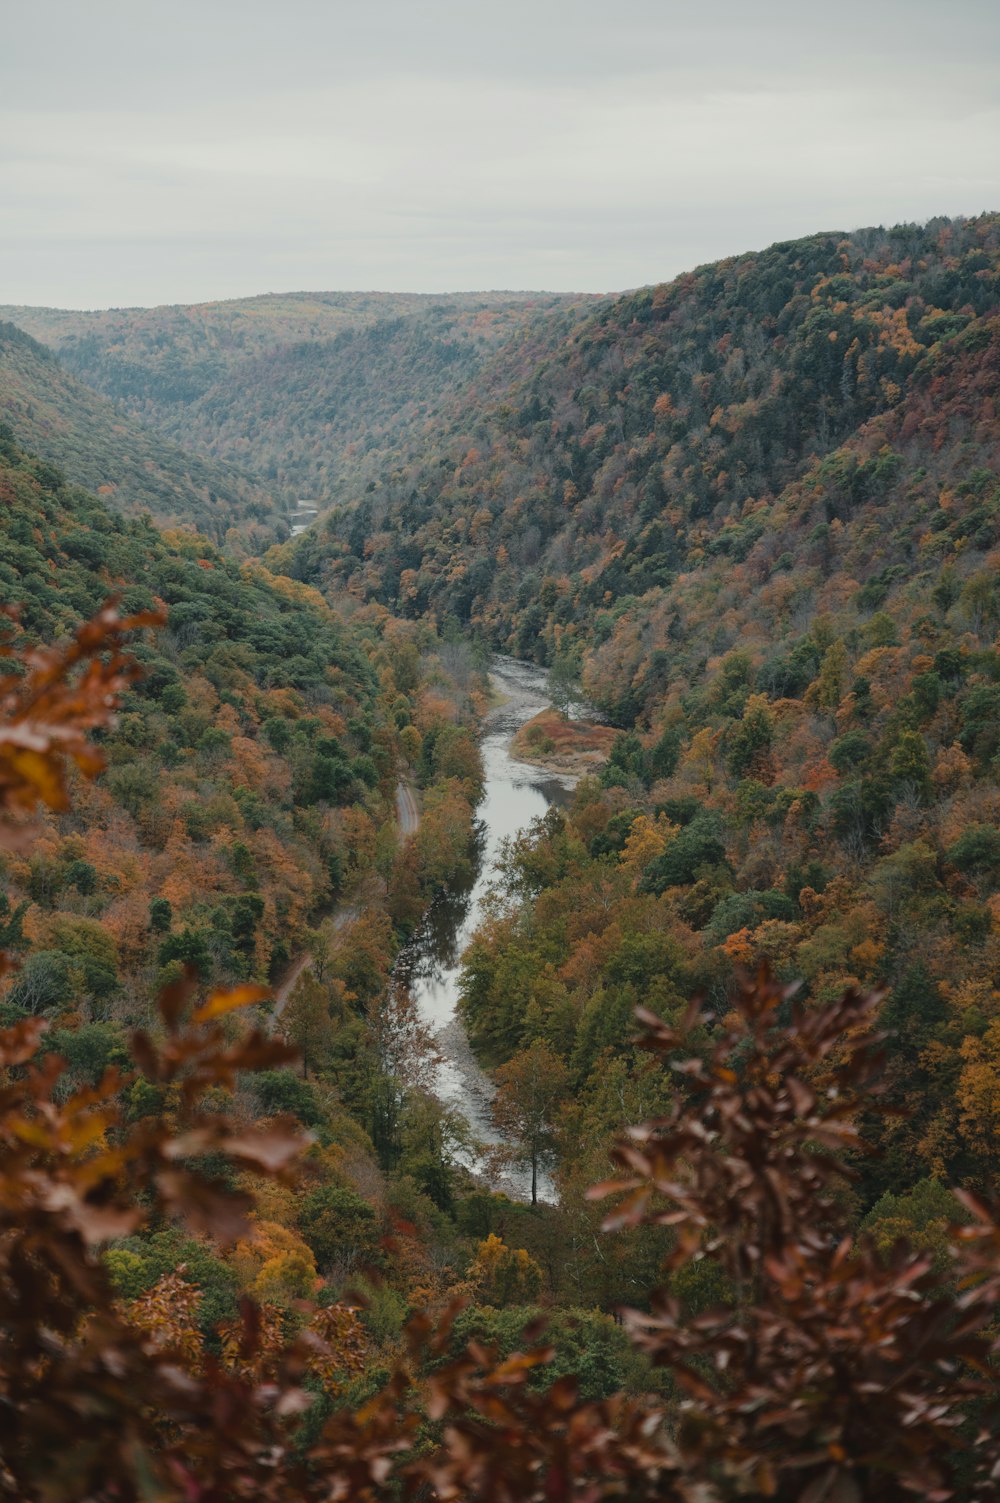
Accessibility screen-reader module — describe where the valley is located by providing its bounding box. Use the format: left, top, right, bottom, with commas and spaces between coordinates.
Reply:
3, 210, 1000, 1500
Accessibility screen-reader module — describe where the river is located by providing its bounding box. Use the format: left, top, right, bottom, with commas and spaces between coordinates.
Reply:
393, 656, 575, 1202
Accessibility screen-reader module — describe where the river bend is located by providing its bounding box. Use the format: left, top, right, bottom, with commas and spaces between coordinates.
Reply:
393, 656, 574, 1202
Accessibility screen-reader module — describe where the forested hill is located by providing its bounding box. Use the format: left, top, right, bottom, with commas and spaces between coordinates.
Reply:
0, 422, 394, 1009
283, 212, 1000, 716
1, 290, 590, 508
274, 216, 1000, 1211
6, 217, 1000, 1498
0, 321, 283, 548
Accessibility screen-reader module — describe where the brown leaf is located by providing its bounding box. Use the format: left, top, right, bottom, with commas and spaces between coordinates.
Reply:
157, 970, 198, 1033
219, 1121, 306, 1173
191, 983, 272, 1025
156, 1168, 254, 1244
0, 1015, 47, 1066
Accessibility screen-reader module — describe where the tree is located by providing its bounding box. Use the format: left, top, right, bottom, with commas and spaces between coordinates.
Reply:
812, 638, 848, 710
467, 1233, 544, 1305
492, 1040, 569, 1205
149, 897, 172, 934
297, 1185, 382, 1274
889, 730, 931, 800
157, 926, 212, 979
639, 814, 727, 892
366, 982, 437, 1167
281, 971, 335, 1079
7, 949, 73, 1014
726, 693, 774, 779
948, 823, 1000, 887
548, 652, 580, 720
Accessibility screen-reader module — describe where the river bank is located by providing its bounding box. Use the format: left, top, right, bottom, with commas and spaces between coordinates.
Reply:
394, 656, 576, 1203
271, 776, 418, 1025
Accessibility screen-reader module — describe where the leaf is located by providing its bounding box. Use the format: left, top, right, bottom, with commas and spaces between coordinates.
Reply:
0, 1016, 47, 1066
38, 1183, 142, 1244
219, 1120, 306, 1173
157, 971, 197, 1032
0, 744, 69, 810
155, 1168, 254, 1244
786, 1074, 816, 1116
191, 984, 272, 1025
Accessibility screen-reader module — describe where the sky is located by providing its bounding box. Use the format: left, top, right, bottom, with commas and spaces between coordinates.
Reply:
3, 0, 1000, 308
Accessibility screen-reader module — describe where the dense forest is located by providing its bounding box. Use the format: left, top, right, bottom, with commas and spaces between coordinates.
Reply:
271, 213, 1000, 1204
1, 291, 588, 509
0, 322, 285, 546
3, 214, 1000, 1499
0, 428, 507, 1370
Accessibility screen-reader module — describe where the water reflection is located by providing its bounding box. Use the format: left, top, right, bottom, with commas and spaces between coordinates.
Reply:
395, 823, 485, 984
394, 656, 575, 1201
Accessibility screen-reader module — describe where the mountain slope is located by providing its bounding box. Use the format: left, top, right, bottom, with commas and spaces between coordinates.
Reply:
0, 424, 395, 1014
276, 214, 1000, 1205
281, 213, 1000, 707
1, 291, 590, 509
0, 321, 284, 546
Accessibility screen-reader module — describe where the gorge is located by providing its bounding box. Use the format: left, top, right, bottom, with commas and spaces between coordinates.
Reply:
3, 211, 1000, 1500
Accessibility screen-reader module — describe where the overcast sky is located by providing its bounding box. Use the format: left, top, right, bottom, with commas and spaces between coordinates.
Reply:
3, 0, 999, 308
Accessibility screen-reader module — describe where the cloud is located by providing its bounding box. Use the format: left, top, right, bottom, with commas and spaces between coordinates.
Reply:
2, 0, 998, 304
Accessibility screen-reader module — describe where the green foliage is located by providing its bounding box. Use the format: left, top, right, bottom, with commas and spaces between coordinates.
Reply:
725, 696, 774, 779
158, 928, 212, 978
297, 1185, 383, 1272
447, 1306, 655, 1400
704, 889, 795, 944
547, 652, 580, 719
7, 950, 73, 1014
639, 816, 727, 892
45, 1022, 129, 1087
253, 1069, 327, 1129
105, 1230, 240, 1332
860, 1179, 970, 1273
947, 825, 1000, 885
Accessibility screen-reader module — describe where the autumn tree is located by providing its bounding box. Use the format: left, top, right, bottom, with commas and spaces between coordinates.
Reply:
281, 970, 335, 1079
492, 1039, 570, 1205
467, 1232, 544, 1305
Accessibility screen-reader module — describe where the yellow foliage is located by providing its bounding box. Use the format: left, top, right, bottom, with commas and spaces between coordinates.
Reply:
619, 814, 676, 879
252, 1248, 319, 1305
468, 1234, 544, 1306
230, 1218, 316, 1289
957, 1021, 1000, 1162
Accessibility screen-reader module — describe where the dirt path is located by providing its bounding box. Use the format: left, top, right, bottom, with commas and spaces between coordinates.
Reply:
395, 780, 419, 837
270, 778, 417, 1024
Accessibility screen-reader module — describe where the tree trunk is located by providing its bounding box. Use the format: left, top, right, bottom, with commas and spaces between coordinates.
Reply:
531, 1151, 537, 1206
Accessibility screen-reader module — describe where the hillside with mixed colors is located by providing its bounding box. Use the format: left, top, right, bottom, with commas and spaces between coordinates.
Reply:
1, 290, 590, 509
0, 321, 284, 544
5, 213, 1000, 1503
269, 214, 1000, 1207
